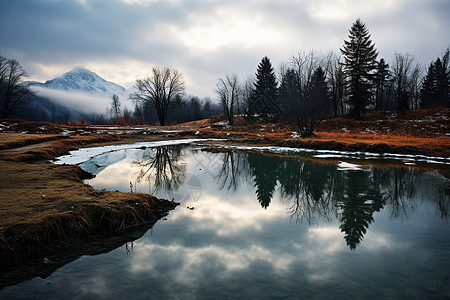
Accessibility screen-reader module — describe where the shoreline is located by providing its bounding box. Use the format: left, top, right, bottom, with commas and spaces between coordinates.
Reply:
0, 133, 180, 270
0, 118, 449, 270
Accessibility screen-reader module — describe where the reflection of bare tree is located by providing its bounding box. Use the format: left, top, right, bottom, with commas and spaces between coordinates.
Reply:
375, 168, 449, 220
279, 159, 336, 225
216, 152, 250, 194
374, 168, 418, 220
420, 171, 449, 219
134, 146, 185, 194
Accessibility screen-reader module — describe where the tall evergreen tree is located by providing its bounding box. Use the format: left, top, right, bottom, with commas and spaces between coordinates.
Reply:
421, 63, 436, 108
421, 49, 449, 108
374, 58, 390, 111
247, 56, 280, 122
279, 68, 301, 119
340, 19, 378, 119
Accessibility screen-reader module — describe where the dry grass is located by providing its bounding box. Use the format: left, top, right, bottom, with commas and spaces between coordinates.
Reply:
0, 133, 64, 150
0, 132, 178, 267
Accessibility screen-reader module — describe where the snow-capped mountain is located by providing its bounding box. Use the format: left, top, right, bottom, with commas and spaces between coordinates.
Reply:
29, 66, 127, 98
26, 67, 133, 122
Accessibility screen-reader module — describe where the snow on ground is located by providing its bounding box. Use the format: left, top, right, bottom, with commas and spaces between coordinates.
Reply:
337, 161, 364, 171
201, 144, 450, 166
53, 139, 222, 165
52, 137, 450, 167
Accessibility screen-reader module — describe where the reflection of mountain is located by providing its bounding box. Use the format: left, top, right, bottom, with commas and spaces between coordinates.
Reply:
212, 151, 449, 250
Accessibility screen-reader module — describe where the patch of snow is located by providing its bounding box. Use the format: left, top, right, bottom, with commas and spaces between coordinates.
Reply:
314, 154, 345, 159
200, 144, 450, 166
53, 139, 223, 165
291, 132, 301, 138
337, 161, 363, 171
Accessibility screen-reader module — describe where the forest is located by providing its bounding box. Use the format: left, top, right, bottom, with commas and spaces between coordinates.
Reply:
1, 19, 449, 134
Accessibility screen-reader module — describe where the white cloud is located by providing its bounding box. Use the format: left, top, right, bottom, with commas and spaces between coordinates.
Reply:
307, 0, 404, 21
172, 8, 289, 53
2, 0, 449, 99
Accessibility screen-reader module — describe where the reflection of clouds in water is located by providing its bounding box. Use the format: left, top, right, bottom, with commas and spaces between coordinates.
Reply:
129, 243, 297, 285
79, 275, 111, 298
87, 159, 141, 191
307, 227, 343, 255
169, 191, 286, 236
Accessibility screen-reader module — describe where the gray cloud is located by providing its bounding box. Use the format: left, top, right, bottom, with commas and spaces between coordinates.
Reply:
1, 0, 449, 98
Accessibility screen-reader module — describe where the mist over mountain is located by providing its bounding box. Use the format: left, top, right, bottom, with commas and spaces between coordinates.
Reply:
25, 67, 131, 123
29, 66, 127, 99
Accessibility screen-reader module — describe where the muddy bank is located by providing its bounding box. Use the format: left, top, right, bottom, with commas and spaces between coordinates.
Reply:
0, 133, 179, 269
0, 159, 178, 268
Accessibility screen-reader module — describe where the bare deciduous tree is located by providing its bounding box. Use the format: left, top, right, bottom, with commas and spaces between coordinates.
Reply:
327, 53, 346, 115
110, 94, 121, 122
0, 56, 34, 118
391, 52, 421, 116
130, 67, 184, 126
215, 73, 240, 125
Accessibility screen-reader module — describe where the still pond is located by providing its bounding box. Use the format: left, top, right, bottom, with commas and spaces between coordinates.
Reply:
1, 143, 449, 299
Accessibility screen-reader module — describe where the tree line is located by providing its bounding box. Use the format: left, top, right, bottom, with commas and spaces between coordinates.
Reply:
1, 18, 449, 129
215, 18, 449, 135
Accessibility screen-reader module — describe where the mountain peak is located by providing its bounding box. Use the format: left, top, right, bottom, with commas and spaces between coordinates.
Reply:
31, 67, 126, 98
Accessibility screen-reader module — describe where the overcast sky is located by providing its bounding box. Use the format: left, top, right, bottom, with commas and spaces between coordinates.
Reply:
1, 0, 449, 98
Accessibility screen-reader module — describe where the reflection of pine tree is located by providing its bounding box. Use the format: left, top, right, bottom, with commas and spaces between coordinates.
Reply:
248, 153, 280, 209
338, 171, 384, 250
372, 168, 417, 219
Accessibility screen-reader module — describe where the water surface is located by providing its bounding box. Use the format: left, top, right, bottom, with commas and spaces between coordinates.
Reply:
1, 145, 449, 299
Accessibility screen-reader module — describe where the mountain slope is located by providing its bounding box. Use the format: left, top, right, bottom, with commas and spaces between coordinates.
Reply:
29, 66, 127, 98
24, 67, 131, 123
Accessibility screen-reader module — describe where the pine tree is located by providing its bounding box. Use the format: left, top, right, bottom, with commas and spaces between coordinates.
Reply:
374, 58, 390, 111
247, 56, 280, 122
421, 63, 436, 108
279, 68, 301, 119
421, 49, 450, 108
341, 19, 378, 119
